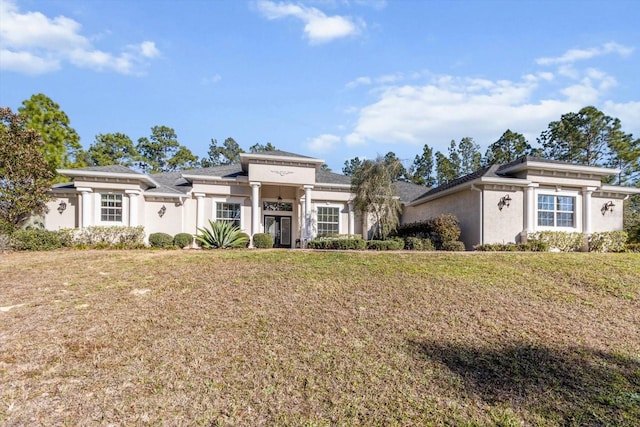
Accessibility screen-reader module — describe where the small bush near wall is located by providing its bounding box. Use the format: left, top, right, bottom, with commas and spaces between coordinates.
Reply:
75, 226, 146, 248
404, 237, 435, 251
396, 214, 461, 250
173, 233, 193, 249
238, 233, 251, 248
10, 229, 64, 251
0, 234, 10, 251
149, 232, 174, 248
528, 231, 585, 252
308, 238, 366, 250
626, 243, 640, 252
474, 242, 549, 252
441, 241, 467, 251
588, 231, 628, 253
252, 233, 274, 249
366, 238, 405, 251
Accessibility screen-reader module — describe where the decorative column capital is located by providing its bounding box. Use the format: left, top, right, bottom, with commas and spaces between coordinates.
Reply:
76, 187, 93, 193
193, 192, 206, 199
250, 182, 261, 188
125, 189, 141, 196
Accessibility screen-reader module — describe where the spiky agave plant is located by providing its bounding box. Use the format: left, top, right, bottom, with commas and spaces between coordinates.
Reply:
195, 220, 249, 249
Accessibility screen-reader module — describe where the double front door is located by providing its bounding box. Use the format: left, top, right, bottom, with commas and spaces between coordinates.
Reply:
264, 216, 292, 248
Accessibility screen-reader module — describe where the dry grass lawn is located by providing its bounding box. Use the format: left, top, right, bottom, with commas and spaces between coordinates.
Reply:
1, 250, 639, 426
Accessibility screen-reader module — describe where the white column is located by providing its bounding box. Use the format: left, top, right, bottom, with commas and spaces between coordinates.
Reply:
348, 200, 355, 236
194, 193, 205, 233
582, 187, 595, 235
250, 182, 261, 238
525, 184, 537, 234
304, 185, 313, 240
126, 190, 140, 227
78, 188, 93, 229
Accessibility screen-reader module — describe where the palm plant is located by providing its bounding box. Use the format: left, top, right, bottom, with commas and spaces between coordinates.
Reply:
195, 220, 249, 249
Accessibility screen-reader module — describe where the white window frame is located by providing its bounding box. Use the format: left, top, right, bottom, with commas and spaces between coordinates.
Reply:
315, 204, 342, 236
212, 198, 245, 230
535, 190, 579, 231
95, 192, 126, 225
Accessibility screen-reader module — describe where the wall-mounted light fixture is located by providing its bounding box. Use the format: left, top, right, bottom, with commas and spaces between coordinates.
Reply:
601, 201, 615, 215
498, 194, 512, 211
158, 205, 166, 218
57, 201, 67, 214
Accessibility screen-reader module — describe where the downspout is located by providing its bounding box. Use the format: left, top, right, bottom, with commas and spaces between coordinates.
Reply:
470, 185, 483, 246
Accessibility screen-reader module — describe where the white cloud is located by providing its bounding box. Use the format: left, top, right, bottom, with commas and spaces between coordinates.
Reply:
337, 41, 638, 153
536, 41, 634, 65
256, 0, 364, 44
0, 0, 160, 75
308, 133, 341, 153
202, 74, 222, 85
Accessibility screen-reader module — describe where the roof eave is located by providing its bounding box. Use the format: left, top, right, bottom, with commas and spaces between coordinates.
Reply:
57, 169, 158, 188
499, 161, 618, 177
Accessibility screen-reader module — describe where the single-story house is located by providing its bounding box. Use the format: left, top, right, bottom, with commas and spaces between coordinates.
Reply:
44, 151, 639, 249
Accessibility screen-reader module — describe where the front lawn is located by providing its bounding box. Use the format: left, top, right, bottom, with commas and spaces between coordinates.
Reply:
1, 250, 638, 425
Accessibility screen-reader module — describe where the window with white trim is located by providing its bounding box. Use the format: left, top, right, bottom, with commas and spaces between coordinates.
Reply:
101, 194, 123, 222
537, 195, 575, 227
317, 206, 340, 235
216, 202, 241, 227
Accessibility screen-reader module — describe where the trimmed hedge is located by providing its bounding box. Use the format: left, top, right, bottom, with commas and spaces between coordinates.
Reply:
10, 229, 65, 251
308, 238, 366, 250
626, 243, 640, 252
173, 233, 193, 248
252, 233, 274, 249
366, 238, 405, 251
588, 231, 628, 253
441, 241, 466, 251
149, 232, 174, 248
474, 242, 549, 252
528, 231, 585, 252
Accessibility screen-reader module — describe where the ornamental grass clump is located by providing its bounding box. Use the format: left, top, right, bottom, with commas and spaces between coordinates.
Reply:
196, 220, 249, 249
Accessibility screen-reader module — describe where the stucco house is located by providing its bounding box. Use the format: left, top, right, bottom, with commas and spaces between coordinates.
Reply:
404, 156, 640, 248
44, 151, 639, 249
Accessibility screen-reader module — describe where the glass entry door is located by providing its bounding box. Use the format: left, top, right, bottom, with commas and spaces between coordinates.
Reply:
264, 216, 292, 248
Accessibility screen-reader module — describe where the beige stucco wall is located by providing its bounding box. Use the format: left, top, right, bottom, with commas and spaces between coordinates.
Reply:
45, 194, 78, 230
403, 189, 481, 249
483, 189, 524, 244
143, 200, 185, 236
590, 195, 625, 232
249, 164, 316, 185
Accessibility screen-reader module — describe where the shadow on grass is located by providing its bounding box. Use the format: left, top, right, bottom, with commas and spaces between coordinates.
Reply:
409, 340, 640, 426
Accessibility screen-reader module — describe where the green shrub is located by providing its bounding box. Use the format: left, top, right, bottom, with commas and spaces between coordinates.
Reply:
173, 233, 193, 248
238, 233, 251, 248
404, 236, 423, 250
528, 231, 585, 252
625, 243, 640, 252
308, 238, 367, 250
588, 231, 628, 253
396, 214, 461, 250
474, 242, 548, 252
366, 239, 405, 251
441, 241, 466, 251
10, 229, 63, 251
74, 226, 145, 248
149, 232, 174, 248
252, 233, 274, 249
196, 220, 249, 249
0, 234, 9, 251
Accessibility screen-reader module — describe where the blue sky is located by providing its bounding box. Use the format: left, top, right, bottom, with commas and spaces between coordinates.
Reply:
1, 0, 639, 172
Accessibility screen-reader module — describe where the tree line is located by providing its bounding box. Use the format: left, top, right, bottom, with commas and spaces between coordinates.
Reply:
343, 106, 640, 188
6, 93, 283, 175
